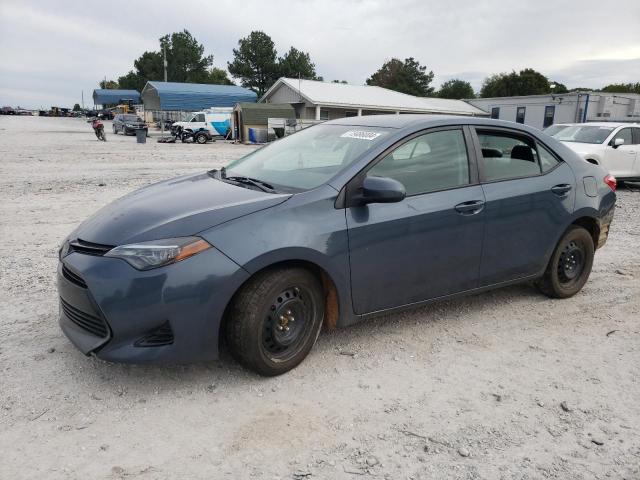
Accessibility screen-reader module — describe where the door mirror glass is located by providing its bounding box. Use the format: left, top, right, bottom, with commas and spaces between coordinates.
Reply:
351, 176, 406, 206
613, 137, 625, 148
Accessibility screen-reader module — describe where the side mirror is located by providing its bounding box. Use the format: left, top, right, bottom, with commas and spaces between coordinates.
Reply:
612, 138, 625, 148
349, 176, 406, 206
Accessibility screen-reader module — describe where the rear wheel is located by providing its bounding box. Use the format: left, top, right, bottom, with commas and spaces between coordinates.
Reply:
536, 226, 594, 298
226, 267, 324, 376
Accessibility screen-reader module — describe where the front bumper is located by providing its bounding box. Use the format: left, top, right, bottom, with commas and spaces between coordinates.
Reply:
57, 246, 249, 363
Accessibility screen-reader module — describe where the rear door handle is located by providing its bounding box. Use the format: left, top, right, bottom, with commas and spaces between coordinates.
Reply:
551, 184, 572, 196
454, 200, 485, 215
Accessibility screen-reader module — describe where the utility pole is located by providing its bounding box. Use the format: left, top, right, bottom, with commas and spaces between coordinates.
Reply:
81, 90, 84, 110
163, 44, 168, 82
161, 43, 168, 136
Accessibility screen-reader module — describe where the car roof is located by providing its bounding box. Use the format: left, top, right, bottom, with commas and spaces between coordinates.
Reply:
324, 114, 556, 139
325, 114, 537, 130
554, 122, 640, 128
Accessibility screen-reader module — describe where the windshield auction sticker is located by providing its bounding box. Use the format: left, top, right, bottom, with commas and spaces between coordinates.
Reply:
341, 130, 382, 141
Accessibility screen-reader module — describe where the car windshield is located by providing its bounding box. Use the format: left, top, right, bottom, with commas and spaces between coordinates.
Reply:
551, 125, 614, 144
224, 124, 392, 191
123, 115, 141, 122
543, 125, 569, 137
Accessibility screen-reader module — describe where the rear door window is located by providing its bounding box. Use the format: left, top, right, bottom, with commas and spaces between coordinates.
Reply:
537, 143, 560, 172
477, 131, 541, 181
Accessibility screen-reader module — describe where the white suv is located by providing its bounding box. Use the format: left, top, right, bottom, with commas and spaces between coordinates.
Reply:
545, 122, 640, 181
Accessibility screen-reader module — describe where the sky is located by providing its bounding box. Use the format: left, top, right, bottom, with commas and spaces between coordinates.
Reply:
1, 0, 639, 109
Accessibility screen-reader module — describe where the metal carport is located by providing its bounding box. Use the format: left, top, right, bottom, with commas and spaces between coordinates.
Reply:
141, 82, 257, 111
92, 89, 141, 107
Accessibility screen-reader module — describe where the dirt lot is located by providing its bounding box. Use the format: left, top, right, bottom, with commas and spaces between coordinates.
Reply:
1, 115, 639, 479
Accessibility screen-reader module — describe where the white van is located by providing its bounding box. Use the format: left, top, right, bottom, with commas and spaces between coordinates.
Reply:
172, 108, 233, 137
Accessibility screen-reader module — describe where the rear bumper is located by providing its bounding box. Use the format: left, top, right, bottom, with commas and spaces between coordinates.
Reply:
597, 200, 615, 249
57, 247, 249, 364
124, 127, 147, 135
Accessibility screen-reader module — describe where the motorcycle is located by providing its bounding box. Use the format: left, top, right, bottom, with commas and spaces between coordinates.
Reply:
88, 118, 106, 141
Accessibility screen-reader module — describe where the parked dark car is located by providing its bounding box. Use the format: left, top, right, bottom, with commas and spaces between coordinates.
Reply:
113, 114, 147, 136
57, 115, 616, 375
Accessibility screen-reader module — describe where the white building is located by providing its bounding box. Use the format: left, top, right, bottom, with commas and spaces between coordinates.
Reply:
467, 92, 640, 130
260, 77, 487, 120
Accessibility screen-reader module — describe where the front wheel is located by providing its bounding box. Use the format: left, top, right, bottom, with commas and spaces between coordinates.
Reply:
535, 226, 594, 298
225, 267, 325, 376
195, 132, 208, 144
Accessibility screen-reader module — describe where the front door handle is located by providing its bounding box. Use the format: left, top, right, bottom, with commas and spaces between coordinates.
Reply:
454, 200, 485, 215
551, 184, 572, 196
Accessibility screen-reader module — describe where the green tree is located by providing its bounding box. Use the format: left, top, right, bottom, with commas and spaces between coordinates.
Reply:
480, 68, 550, 97
117, 70, 145, 91
99, 79, 119, 89
550, 81, 568, 94
113, 30, 227, 91
601, 82, 640, 94
366, 58, 434, 96
437, 79, 475, 99
228, 31, 279, 96
206, 67, 233, 85
159, 30, 213, 83
72, 103, 81, 111
278, 47, 317, 79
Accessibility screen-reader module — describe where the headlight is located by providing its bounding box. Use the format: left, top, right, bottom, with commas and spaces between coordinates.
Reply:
125, 123, 133, 128
59, 240, 70, 260
104, 237, 211, 270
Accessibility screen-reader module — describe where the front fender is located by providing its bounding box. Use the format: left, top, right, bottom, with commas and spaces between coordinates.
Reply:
200, 186, 357, 326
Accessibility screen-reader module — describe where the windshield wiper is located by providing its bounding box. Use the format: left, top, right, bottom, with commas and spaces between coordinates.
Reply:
225, 176, 276, 193
209, 167, 277, 193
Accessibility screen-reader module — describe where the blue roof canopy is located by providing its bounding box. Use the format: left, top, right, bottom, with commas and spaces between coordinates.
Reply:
142, 81, 257, 111
92, 89, 141, 105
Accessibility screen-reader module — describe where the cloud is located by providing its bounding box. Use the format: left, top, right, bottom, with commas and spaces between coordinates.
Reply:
1, 0, 639, 108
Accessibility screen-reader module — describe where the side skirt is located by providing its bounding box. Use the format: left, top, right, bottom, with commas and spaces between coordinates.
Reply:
348, 273, 542, 324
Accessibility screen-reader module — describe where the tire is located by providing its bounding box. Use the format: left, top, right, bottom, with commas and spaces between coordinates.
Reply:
226, 267, 325, 376
113, 125, 117, 134
535, 226, 594, 298
195, 133, 208, 144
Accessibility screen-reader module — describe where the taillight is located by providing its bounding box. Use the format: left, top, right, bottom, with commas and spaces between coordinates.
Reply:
604, 174, 617, 192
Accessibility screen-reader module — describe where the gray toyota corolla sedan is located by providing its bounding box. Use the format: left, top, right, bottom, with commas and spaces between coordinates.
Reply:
57, 115, 616, 375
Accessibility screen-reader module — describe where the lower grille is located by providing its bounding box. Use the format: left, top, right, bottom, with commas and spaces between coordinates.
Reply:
60, 298, 109, 337
135, 322, 174, 347
62, 264, 87, 288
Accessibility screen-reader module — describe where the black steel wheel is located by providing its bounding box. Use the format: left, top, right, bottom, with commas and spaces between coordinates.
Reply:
536, 226, 594, 298
195, 133, 208, 144
226, 267, 324, 376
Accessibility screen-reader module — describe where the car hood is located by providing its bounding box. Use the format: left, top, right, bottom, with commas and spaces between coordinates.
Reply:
70, 172, 291, 246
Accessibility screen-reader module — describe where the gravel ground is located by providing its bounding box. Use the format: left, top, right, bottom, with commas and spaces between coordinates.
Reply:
1, 116, 639, 480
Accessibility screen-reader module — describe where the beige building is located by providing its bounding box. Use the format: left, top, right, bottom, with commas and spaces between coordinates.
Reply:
260, 78, 487, 120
